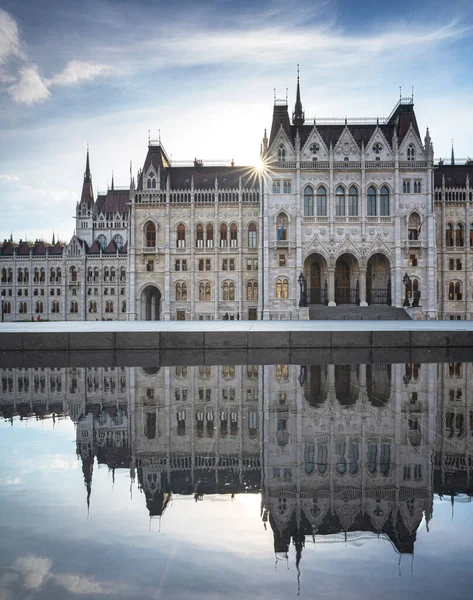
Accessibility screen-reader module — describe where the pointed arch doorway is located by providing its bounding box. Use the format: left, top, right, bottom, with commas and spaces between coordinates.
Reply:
141, 285, 162, 320
304, 253, 327, 304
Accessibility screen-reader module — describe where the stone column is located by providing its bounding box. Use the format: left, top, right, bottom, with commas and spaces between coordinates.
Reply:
328, 268, 336, 306
359, 267, 367, 307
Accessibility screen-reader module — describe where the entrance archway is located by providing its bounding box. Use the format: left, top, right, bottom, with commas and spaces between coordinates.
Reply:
335, 253, 359, 305
141, 285, 161, 320
367, 253, 391, 305
304, 253, 328, 304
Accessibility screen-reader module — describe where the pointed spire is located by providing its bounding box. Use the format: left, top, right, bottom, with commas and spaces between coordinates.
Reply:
84, 143, 91, 182
10, 231, 13, 242
111, 170, 114, 191
52, 231, 55, 245
81, 146, 94, 207
292, 64, 305, 126
451, 140, 455, 166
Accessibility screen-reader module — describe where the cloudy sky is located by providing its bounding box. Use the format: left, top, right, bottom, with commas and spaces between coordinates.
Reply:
0, 0, 472, 242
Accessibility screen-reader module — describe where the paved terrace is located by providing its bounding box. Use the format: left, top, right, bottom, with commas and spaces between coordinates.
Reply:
1, 320, 472, 350
1, 321, 472, 368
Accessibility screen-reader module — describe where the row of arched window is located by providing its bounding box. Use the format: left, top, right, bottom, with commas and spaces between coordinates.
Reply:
86, 267, 126, 281
96, 234, 124, 250
445, 223, 473, 247
303, 185, 390, 217
69, 301, 126, 313
174, 281, 258, 302
144, 221, 258, 249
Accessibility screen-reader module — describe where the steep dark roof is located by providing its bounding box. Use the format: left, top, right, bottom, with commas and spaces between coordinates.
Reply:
268, 99, 419, 151
0, 241, 16, 255
169, 166, 259, 190
435, 164, 473, 188
95, 190, 129, 215
49, 241, 65, 255
103, 240, 118, 254
87, 240, 101, 254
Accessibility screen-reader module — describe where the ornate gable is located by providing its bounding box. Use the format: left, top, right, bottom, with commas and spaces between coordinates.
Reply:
268, 125, 295, 162
301, 126, 329, 161
365, 126, 393, 161
333, 126, 361, 160
399, 123, 425, 161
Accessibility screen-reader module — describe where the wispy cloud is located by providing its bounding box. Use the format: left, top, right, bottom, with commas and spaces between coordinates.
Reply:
0, 8, 111, 105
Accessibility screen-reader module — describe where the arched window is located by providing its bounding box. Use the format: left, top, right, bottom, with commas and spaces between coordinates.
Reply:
34, 268, 39, 283
19, 301, 27, 314
120, 267, 126, 282
446, 223, 454, 247
196, 223, 204, 247
316, 186, 327, 216
8, 268, 13, 283
199, 282, 205, 301
121, 301, 126, 313
272, 180, 281, 193
276, 213, 287, 241
248, 222, 257, 248
88, 301, 97, 313
50, 268, 55, 283
94, 268, 99, 280
276, 278, 289, 299
335, 186, 345, 216
278, 144, 286, 162
104, 267, 110, 281
176, 282, 182, 301
407, 278, 419, 299
110, 268, 116, 281
220, 223, 228, 247
229, 282, 235, 300
56, 268, 61, 282
407, 144, 415, 161
105, 301, 113, 313
3, 301, 11, 314
455, 223, 464, 247
181, 283, 187, 301
51, 301, 59, 313
18, 268, 24, 283
35, 301, 43, 314
147, 172, 156, 189
177, 224, 186, 248
304, 186, 314, 216
367, 186, 377, 216
222, 281, 229, 301
206, 223, 214, 247
230, 223, 238, 247
70, 301, 78, 313
380, 186, 390, 216
449, 281, 462, 300
114, 234, 124, 250
70, 266, 77, 282
205, 282, 211, 301
348, 186, 358, 216
408, 212, 421, 240
247, 281, 258, 301
97, 234, 107, 250
145, 222, 156, 247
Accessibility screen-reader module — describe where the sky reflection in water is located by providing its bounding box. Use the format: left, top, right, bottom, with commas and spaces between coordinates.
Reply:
0, 361, 472, 599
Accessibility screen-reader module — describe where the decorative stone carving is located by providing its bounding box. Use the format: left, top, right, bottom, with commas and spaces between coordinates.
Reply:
369, 228, 375, 235
320, 228, 326, 236
351, 227, 358, 235
337, 227, 344, 235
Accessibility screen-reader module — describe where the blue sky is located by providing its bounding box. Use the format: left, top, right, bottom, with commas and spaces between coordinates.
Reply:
0, 0, 472, 242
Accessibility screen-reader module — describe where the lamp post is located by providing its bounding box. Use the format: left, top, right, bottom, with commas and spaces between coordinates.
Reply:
298, 271, 307, 307
402, 272, 411, 307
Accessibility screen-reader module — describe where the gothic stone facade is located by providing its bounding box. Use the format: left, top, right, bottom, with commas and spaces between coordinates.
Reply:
1, 83, 473, 321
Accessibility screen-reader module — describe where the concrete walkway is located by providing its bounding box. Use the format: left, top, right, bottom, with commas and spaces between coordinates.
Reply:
1, 320, 472, 351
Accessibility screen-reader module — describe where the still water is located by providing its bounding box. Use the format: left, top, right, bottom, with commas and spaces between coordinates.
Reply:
0, 361, 472, 599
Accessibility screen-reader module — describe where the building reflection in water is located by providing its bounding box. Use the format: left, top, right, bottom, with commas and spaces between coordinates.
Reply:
1, 362, 472, 563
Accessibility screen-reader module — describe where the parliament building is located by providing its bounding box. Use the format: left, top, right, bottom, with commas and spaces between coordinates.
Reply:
1, 78, 472, 321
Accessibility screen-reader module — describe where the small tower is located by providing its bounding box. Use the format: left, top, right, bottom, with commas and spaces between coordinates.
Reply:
451, 140, 455, 166
292, 65, 305, 127
76, 146, 95, 246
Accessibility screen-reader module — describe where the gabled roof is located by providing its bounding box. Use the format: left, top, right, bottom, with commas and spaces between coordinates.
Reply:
0, 241, 16, 255
169, 166, 259, 190
87, 240, 101, 254
103, 239, 118, 254
435, 164, 473, 188
49, 241, 65, 255
95, 190, 129, 215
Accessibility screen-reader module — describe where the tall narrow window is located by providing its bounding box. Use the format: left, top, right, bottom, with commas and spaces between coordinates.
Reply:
248, 223, 257, 248
220, 223, 228, 247
177, 224, 186, 248
304, 187, 314, 216
348, 186, 358, 216
455, 223, 464, 247
367, 186, 377, 216
316, 186, 327, 216
276, 214, 287, 241
446, 223, 454, 247
407, 144, 415, 161
145, 222, 156, 247
196, 223, 204, 247
278, 145, 286, 162
283, 181, 291, 193
230, 224, 238, 247
335, 186, 345, 216
273, 180, 281, 193
380, 186, 390, 216
176, 282, 182, 301
206, 223, 214, 246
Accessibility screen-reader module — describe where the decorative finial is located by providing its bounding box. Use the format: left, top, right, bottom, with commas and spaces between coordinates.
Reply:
285, 88, 288, 103
399, 86, 402, 100
451, 139, 455, 166
159, 129, 161, 143
111, 170, 114, 190
274, 88, 276, 101
412, 85, 414, 100
148, 130, 150, 144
